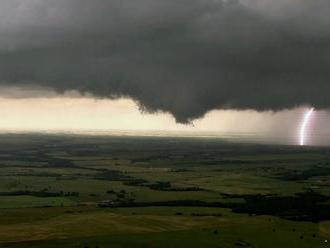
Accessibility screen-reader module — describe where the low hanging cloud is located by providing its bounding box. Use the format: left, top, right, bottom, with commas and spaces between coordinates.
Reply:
0, 0, 330, 122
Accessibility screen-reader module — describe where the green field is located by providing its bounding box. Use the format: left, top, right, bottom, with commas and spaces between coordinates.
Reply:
0, 134, 329, 247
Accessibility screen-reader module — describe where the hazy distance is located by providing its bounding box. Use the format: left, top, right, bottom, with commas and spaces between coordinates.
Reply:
0, 88, 328, 146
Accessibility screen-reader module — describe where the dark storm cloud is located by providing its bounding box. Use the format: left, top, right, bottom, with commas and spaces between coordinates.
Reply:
0, 0, 330, 122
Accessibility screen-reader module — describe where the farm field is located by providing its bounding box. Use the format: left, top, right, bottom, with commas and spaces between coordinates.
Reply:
0, 134, 329, 247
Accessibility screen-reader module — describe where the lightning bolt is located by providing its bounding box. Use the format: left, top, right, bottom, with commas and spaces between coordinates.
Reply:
299, 108, 314, 146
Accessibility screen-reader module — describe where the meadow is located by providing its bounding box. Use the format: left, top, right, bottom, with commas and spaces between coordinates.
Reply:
0, 134, 329, 247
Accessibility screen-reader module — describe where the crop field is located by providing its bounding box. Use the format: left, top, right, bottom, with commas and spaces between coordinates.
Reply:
0, 134, 329, 247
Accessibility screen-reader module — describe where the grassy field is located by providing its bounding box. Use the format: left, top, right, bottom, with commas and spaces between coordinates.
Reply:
0, 206, 327, 248
0, 134, 329, 247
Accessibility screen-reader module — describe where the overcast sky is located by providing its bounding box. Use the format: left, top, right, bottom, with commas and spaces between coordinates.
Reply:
0, 0, 329, 145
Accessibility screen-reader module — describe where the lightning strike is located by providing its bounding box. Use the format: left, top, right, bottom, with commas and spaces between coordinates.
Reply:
299, 108, 314, 146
